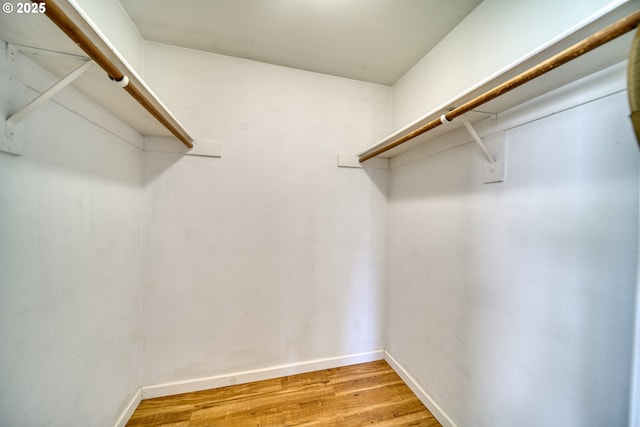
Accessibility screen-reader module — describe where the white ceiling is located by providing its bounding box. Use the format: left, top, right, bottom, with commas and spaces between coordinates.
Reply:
119, 0, 482, 86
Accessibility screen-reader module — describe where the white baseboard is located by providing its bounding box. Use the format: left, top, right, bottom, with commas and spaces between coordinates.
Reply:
385, 350, 457, 427
141, 349, 384, 399
113, 387, 142, 427
114, 350, 448, 427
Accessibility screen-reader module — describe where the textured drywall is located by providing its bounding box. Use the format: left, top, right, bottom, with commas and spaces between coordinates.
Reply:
386, 71, 638, 426
0, 43, 142, 426
140, 42, 390, 385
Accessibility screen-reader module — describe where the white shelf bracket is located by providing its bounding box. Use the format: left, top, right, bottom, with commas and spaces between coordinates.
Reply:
2, 58, 94, 155
460, 116, 506, 184
461, 116, 496, 166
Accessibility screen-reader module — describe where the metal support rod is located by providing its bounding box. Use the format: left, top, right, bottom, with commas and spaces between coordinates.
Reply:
6, 59, 94, 137
359, 9, 640, 162
460, 116, 496, 165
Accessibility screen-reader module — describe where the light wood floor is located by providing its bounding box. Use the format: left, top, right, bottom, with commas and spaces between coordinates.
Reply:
126, 360, 442, 426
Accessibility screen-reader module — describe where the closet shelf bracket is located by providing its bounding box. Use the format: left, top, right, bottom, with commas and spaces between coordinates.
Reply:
460, 116, 496, 167
2, 54, 94, 155
456, 116, 506, 184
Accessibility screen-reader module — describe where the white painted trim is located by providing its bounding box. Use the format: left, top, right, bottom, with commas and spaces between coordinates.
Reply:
390, 60, 628, 169
337, 154, 389, 169
6, 43, 145, 150
385, 350, 458, 427
144, 136, 223, 158
187, 140, 223, 158
141, 349, 384, 399
361, 0, 632, 160
113, 388, 142, 427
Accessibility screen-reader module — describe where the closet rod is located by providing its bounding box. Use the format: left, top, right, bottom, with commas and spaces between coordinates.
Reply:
359, 9, 640, 163
31, 0, 194, 149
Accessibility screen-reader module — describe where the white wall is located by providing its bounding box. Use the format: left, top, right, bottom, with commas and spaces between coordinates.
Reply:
3, 3, 637, 426
633, 232, 640, 426
391, 0, 627, 129
0, 43, 142, 426
140, 42, 390, 385
386, 65, 638, 426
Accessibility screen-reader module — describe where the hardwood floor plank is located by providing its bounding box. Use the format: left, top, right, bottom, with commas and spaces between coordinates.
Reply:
126, 360, 441, 427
